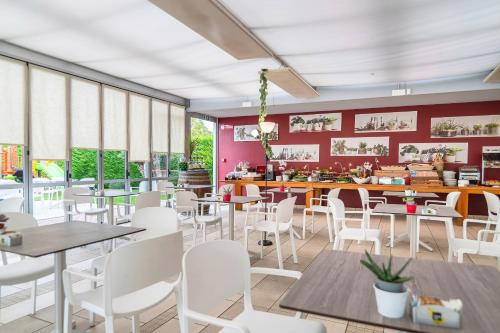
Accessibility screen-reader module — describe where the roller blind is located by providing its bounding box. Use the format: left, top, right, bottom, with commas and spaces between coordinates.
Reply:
170, 104, 185, 154
0, 57, 26, 145
70, 78, 100, 149
152, 99, 169, 153
103, 86, 127, 151
129, 93, 150, 161
30, 66, 68, 160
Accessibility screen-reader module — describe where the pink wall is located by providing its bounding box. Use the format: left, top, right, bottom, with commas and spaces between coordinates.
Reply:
218, 101, 500, 212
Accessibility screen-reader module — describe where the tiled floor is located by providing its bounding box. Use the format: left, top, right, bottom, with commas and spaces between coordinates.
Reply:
0, 206, 496, 333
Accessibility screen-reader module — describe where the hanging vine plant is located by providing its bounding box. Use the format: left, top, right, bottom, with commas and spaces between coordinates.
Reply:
259, 69, 273, 159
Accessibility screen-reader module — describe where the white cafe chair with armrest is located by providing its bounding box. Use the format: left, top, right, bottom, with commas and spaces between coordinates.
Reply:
444, 201, 500, 269
201, 184, 233, 215
63, 231, 184, 333
62, 187, 108, 223
180, 240, 326, 333
244, 196, 298, 269
115, 191, 161, 224
175, 191, 223, 244
302, 188, 340, 241
244, 184, 277, 226
332, 198, 382, 255
357, 188, 395, 248
0, 213, 53, 315
157, 180, 177, 207
416, 191, 461, 252
481, 191, 499, 240
0, 196, 24, 213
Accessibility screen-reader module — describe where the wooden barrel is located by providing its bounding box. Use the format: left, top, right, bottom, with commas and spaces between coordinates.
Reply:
178, 169, 212, 214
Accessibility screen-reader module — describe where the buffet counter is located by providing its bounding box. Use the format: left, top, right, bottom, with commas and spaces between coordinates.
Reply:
222, 179, 500, 225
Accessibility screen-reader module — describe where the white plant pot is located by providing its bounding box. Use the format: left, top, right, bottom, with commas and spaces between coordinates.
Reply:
282, 175, 289, 181
373, 284, 409, 319
306, 124, 313, 131
325, 124, 333, 131
293, 124, 301, 132
445, 155, 456, 163
371, 176, 379, 184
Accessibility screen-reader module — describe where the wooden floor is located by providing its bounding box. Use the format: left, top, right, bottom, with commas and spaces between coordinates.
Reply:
0, 208, 496, 333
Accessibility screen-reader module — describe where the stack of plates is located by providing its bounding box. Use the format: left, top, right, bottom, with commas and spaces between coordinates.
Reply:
443, 170, 457, 186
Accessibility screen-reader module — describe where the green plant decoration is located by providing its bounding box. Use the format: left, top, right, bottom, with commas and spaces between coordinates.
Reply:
360, 250, 412, 283
259, 69, 273, 159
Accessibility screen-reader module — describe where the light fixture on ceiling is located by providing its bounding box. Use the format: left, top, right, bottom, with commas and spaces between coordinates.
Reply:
266, 68, 319, 99
149, 0, 272, 60
259, 121, 276, 134
484, 65, 500, 83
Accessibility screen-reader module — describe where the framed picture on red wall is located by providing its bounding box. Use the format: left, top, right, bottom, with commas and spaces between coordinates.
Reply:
234, 124, 279, 141
398, 142, 468, 163
431, 115, 500, 138
330, 137, 389, 156
354, 111, 417, 133
270, 144, 320, 162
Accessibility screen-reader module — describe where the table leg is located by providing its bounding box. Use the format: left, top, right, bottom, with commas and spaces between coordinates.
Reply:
54, 251, 66, 333
228, 202, 235, 240
107, 197, 115, 225
408, 215, 417, 259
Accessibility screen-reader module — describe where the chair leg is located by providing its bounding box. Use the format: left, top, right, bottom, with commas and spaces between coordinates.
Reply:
448, 245, 453, 262
192, 224, 198, 246
202, 224, 207, 242
333, 236, 341, 251
416, 219, 421, 252
275, 233, 283, 269
302, 209, 308, 239
219, 221, 223, 240
339, 239, 345, 251
63, 298, 73, 333
326, 212, 333, 243
89, 267, 97, 327
457, 250, 465, 264
105, 316, 114, 333
390, 215, 395, 248
289, 228, 298, 264
244, 227, 249, 250
374, 238, 381, 255
260, 232, 264, 259
311, 210, 315, 234
30, 280, 37, 314
132, 314, 140, 333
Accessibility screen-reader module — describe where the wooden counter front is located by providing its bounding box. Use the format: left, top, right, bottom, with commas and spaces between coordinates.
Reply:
222, 179, 500, 225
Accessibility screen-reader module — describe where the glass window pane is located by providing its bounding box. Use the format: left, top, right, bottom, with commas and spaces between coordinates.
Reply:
30, 66, 68, 160
152, 100, 169, 153
71, 78, 100, 149
170, 104, 185, 154
0, 145, 25, 212
152, 153, 168, 178
129, 94, 150, 161
0, 57, 26, 145
71, 148, 97, 183
32, 160, 65, 220
103, 86, 127, 151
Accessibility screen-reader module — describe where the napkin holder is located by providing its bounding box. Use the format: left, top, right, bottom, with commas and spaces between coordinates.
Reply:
0, 231, 23, 247
412, 296, 461, 329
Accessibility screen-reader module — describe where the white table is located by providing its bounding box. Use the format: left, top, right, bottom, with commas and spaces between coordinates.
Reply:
268, 187, 313, 199
192, 196, 263, 240
372, 204, 461, 258
0, 222, 143, 333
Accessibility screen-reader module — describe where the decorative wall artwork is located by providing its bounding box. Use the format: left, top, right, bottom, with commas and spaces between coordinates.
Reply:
355, 111, 417, 133
270, 144, 320, 162
430, 115, 500, 138
398, 142, 468, 163
234, 124, 278, 141
330, 137, 390, 156
289, 113, 342, 133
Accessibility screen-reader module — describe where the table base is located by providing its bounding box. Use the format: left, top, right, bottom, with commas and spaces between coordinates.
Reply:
390, 216, 433, 258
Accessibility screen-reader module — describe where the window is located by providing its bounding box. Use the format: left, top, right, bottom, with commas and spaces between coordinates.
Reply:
129, 93, 150, 161
71, 78, 100, 149
103, 86, 127, 151
30, 66, 68, 160
152, 99, 169, 154
170, 104, 185, 154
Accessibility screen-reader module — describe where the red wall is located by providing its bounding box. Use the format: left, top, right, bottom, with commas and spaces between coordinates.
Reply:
218, 101, 500, 212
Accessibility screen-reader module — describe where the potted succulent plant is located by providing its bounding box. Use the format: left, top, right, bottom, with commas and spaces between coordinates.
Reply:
361, 251, 412, 319
222, 186, 232, 202
472, 124, 482, 135
290, 116, 305, 132
403, 197, 417, 213
445, 147, 462, 163
324, 117, 336, 130
313, 118, 324, 131
485, 123, 499, 135
306, 120, 314, 132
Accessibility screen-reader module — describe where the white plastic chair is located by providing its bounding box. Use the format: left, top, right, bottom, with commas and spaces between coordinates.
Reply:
0, 213, 53, 315
445, 195, 500, 269
481, 191, 499, 240
244, 184, 277, 226
0, 196, 24, 213
181, 240, 326, 333
332, 198, 382, 255
358, 188, 395, 248
157, 180, 176, 207
62, 187, 108, 223
416, 191, 461, 252
115, 191, 161, 224
63, 231, 184, 333
201, 184, 234, 215
244, 196, 298, 269
302, 188, 340, 241
175, 191, 223, 244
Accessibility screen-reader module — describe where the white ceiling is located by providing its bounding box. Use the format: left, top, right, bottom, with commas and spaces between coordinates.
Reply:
0, 0, 499, 113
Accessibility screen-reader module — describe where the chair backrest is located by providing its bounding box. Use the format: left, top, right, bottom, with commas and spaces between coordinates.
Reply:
182, 240, 251, 314
328, 188, 341, 200
275, 196, 297, 225
131, 207, 179, 240
175, 190, 198, 210
0, 197, 24, 213
135, 191, 161, 210
484, 192, 499, 220
245, 184, 260, 197
357, 188, 370, 210
218, 184, 234, 195
103, 231, 183, 315
330, 198, 345, 235
445, 191, 461, 208
3, 212, 38, 230
63, 187, 91, 204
